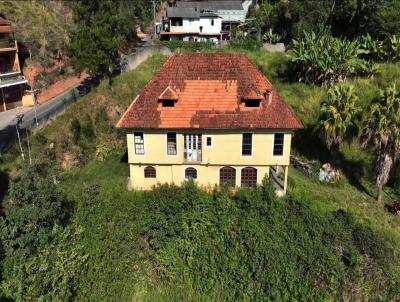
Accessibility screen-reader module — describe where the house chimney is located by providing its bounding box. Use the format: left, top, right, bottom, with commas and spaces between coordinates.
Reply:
266, 89, 273, 105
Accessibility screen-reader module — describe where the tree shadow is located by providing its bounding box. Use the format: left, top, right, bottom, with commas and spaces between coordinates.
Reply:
120, 149, 128, 163
339, 156, 372, 196
292, 125, 331, 163
0, 169, 9, 208
293, 125, 372, 196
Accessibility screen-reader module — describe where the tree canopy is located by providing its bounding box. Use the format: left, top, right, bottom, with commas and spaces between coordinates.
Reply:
68, 0, 126, 83
362, 84, 400, 203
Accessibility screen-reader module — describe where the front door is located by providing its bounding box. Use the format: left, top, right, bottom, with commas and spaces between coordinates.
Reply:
184, 134, 202, 162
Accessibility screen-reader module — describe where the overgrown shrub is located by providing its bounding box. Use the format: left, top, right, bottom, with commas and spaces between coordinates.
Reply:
357, 33, 386, 61
139, 182, 400, 301
0, 163, 86, 301
262, 28, 282, 44
70, 118, 81, 144
289, 31, 359, 85
229, 37, 262, 51
387, 34, 400, 61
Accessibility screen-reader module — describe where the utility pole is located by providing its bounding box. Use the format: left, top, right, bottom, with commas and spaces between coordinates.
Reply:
33, 88, 39, 128
153, 0, 156, 40
15, 114, 25, 161
26, 128, 32, 165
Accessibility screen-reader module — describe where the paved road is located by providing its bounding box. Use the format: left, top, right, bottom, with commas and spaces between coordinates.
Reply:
0, 81, 86, 152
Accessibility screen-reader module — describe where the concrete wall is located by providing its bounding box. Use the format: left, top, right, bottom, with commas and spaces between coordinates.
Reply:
126, 129, 292, 189
121, 45, 172, 72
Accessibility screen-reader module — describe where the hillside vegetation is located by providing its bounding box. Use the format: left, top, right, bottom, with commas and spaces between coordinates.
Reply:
0, 1, 71, 65
1, 49, 400, 301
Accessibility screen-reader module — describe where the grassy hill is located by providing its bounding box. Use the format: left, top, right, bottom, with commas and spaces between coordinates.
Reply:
1, 49, 400, 301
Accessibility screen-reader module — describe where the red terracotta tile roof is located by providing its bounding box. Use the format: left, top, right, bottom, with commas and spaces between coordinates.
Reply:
116, 53, 303, 129
243, 89, 263, 100
158, 86, 178, 100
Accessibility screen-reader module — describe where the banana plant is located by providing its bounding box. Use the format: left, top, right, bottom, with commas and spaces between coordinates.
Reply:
289, 31, 359, 86
357, 34, 386, 61
352, 58, 380, 78
387, 35, 400, 61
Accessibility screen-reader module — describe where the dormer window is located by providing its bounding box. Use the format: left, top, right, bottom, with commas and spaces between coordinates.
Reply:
242, 89, 263, 107
158, 86, 178, 107
162, 99, 175, 107
243, 99, 261, 107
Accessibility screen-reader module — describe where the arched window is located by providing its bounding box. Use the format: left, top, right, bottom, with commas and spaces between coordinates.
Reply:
241, 167, 257, 187
220, 166, 236, 186
144, 166, 156, 178
185, 167, 197, 180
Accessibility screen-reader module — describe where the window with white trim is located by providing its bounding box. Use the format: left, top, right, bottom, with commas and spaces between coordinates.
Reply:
273, 133, 284, 156
167, 132, 177, 155
134, 132, 144, 155
242, 133, 252, 156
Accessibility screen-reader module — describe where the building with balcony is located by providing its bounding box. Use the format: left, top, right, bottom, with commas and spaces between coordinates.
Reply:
161, 0, 252, 41
0, 17, 34, 112
116, 53, 303, 195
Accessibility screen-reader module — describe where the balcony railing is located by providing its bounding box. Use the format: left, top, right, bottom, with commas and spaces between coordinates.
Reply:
0, 39, 16, 49
0, 63, 19, 75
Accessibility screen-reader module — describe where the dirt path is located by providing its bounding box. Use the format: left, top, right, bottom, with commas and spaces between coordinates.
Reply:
23, 62, 88, 104
36, 72, 88, 104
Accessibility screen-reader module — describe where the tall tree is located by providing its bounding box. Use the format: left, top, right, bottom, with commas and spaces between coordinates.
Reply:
68, 0, 126, 86
362, 84, 400, 203
319, 84, 360, 162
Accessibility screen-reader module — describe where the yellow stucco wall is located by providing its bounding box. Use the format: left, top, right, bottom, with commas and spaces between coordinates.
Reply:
130, 164, 270, 190
126, 129, 292, 190
21, 91, 35, 106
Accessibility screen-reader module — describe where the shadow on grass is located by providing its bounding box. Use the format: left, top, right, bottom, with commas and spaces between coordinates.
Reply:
293, 125, 372, 196
120, 150, 128, 163
0, 169, 9, 208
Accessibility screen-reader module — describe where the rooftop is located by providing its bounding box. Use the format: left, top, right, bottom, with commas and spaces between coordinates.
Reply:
175, 0, 243, 10
116, 53, 303, 130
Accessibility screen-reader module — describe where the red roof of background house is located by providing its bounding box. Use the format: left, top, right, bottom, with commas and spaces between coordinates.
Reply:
0, 17, 15, 33
116, 53, 303, 129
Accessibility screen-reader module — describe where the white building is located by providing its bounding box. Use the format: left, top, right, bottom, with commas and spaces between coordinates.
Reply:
161, 0, 252, 42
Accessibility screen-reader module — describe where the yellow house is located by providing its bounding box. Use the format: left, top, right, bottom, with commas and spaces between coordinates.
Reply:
117, 53, 302, 194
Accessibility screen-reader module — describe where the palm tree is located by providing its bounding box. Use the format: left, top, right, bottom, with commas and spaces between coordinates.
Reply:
362, 84, 400, 203
319, 84, 360, 162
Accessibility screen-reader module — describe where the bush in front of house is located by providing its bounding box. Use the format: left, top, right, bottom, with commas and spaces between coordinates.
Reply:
137, 181, 400, 301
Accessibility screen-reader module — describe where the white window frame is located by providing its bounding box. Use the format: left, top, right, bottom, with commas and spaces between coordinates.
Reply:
133, 131, 145, 156
166, 131, 178, 157
205, 135, 213, 148
272, 132, 285, 158
241, 131, 253, 157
